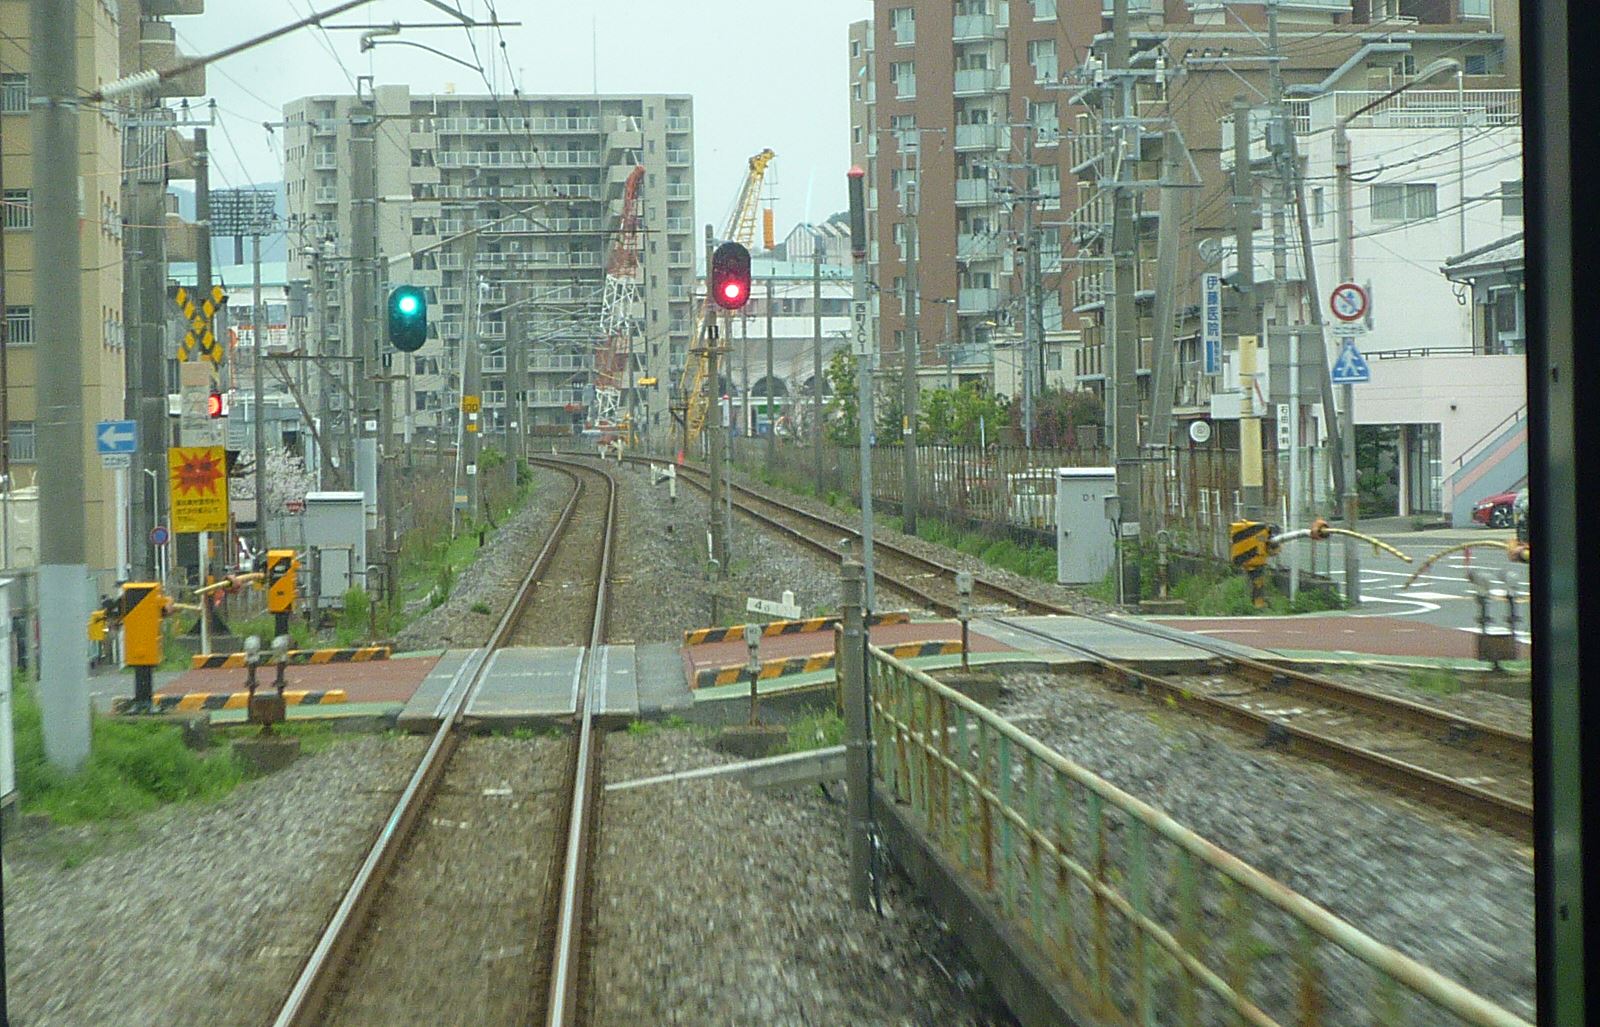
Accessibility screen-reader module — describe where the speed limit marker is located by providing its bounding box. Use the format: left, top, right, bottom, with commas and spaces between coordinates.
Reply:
1329, 282, 1369, 323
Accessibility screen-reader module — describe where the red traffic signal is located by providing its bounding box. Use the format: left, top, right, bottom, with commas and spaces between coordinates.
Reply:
711, 241, 752, 311
207, 390, 224, 418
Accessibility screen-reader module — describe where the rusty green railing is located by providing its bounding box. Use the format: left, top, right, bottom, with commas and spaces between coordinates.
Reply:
867, 645, 1532, 1027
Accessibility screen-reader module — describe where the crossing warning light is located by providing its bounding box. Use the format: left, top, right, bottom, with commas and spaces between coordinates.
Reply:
711, 241, 752, 310
207, 389, 224, 418
387, 285, 429, 352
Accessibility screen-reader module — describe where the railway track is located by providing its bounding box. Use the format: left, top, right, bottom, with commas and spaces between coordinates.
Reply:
273, 460, 615, 1027
623, 454, 1533, 839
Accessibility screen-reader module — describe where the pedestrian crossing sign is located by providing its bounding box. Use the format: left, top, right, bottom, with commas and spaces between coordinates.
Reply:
1331, 337, 1371, 384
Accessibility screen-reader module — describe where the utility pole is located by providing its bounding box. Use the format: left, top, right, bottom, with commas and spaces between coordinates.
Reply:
350, 80, 379, 573
1107, 0, 1141, 602
901, 145, 920, 534
1267, 0, 1298, 599
464, 250, 484, 524
812, 248, 824, 494
848, 167, 876, 608
251, 233, 268, 555
1334, 118, 1362, 606
1233, 95, 1264, 520
1019, 127, 1037, 450
32, 0, 90, 769
765, 276, 775, 474
703, 226, 727, 574
741, 305, 751, 439
1146, 129, 1187, 532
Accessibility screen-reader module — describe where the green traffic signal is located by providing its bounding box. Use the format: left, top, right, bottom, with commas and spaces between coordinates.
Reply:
387, 285, 428, 352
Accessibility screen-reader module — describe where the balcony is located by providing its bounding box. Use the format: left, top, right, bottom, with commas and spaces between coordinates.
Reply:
312, 152, 337, 170
314, 187, 337, 205
665, 217, 691, 232
955, 179, 993, 205
434, 182, 602, 201
435, 149, 600, 169
666, 116, 691, 133
433, 116, 598, 134
666, 184, 693, 200
667, 284, 693, 300
958, 287, 1000, 313
955, 123, 1002, 151
527, 355, 589, 372
666, 148, 691, 165
953, 68, 1000, 96
668, 249, 692, 266
1311, 88, 1520, 132
952, 13, 996, 40
957, 233, 1001, 261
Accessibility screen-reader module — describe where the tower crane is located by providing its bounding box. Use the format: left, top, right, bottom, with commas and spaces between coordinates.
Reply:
589, 163, 646, 438
677, 147, 775, 453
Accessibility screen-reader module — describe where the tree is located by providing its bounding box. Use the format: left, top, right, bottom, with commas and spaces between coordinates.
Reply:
824, 348, 858, 447
918, 383, 1010, 446
230, 446, 316, 515
1022, 387, 1105, 449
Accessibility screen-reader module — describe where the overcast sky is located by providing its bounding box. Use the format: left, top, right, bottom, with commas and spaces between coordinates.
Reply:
175, 0, 873, 244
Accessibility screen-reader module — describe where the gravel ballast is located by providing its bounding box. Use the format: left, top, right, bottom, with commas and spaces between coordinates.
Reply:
587, 727, 1008, 1025
2, 734, 427, 1027
990, 669, 1535, 1023
394, 467, 572, 652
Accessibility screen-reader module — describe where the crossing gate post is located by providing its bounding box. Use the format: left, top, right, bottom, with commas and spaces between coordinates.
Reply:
1230, 521, 1272, 610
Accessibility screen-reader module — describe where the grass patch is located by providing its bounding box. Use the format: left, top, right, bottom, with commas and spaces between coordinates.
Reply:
625, 715, 696, 738
10, 683, 245, 827
786, 710, 845, 753
470, 601, 492, 615
215, 719, 348, 756
1407, 667, 1464, 695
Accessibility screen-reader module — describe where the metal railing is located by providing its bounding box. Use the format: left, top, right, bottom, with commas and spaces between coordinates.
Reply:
868, 646, 1532, 1027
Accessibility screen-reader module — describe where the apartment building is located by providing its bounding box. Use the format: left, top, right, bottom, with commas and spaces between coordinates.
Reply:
281, 88, 695, 443
2, 0, 176, 582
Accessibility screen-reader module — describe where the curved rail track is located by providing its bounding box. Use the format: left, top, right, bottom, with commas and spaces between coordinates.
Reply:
625, 454, 1533, 838
273, 459, 616, 1027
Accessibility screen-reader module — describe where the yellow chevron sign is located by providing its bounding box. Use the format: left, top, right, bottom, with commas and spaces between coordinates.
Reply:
174, 285, 227, 365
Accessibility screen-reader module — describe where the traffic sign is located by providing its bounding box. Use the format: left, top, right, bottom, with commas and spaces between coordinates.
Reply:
95, 419, 138, 454
1331, 338, 1371, 384
168, 446, 230, 533
1329, 282, 1369, 323
285, 498, 305, 514
850, 299, 871, 357
462, 395, 481, 414
100, 453, 132, 470
150, 525, 170, 547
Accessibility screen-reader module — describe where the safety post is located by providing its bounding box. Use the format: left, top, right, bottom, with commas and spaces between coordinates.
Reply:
118, 582, 170, 710
263, 549, 300, 637
955, 570, 973, 671
839, 541, 872, 911
1229, 520, 1273, 609
744, 623, 763, 726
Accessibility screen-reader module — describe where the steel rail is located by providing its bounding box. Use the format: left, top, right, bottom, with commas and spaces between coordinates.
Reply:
273, 464, 592, 1027
625, 454, 1532, 832
643, 456, 1529, 756
994, 616, 1533, 839
532, 457, 618, 1026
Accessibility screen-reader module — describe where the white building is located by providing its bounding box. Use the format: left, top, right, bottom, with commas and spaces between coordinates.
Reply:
1219, 86, 1524, 522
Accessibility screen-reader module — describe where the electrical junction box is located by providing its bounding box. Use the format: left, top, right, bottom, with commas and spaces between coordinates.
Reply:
1056, 468, 1118, 586
301, 492, 366, 609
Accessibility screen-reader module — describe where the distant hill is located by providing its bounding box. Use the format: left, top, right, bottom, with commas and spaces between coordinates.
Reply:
168, 181, 289, 265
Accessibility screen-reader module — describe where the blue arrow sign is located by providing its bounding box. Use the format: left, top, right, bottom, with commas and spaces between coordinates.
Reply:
1330, 338, 1371, 385
95, 419, 138, 454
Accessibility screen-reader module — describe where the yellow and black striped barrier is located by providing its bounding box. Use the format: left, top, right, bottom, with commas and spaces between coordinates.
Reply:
1230, 521, 1273, 609
692, 639, 962, 689
190, 646, 391, 670
683, 611, 910, 647
113, 689, 348, 715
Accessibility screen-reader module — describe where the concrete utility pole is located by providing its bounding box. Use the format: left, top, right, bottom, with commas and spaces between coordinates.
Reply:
848, 168, 876, 608
1019, 128, 1037, 450
251, 233, 268, 555
1232, 95, 1263, 520
1107, 0, 1141, 602
740, 305, 751, 439
900, 145, 920, 534
32, 0, 90, 769
839, 549, 872, 911
350, 82, 380, 572
765, 277, 775, 474
465, 247, 485, 524
703, 226, 727, 574
812, 248, 824, 494
127, 151, 166, 582
1146, 129, 1187, 529
1267, 0, 1299, 599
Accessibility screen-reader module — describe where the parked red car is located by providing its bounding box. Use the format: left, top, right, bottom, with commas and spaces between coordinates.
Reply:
1471, 489, 1520, 528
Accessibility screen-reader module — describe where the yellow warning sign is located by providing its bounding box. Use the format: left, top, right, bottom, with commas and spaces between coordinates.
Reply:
168, 446, 230, 533
462, 395, 481, 414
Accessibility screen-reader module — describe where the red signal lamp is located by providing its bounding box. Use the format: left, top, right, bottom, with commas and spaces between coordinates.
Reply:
207, 390, 224, 418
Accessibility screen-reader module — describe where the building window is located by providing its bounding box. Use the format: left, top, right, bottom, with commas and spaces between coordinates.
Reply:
3, 188, 31, 229
891, 113, 916, 149
1, 74, 27, 114
891, 61, 916, 99
1370, 183, 1437, 223
1312, 187, 1325, 227
891, 7, 915, 45
1460, 0, 1490, 17
1028, 39, 1058, 83
853, 126, 863, 144
1463, 53, 1491, 75
5, 306, 32, 345
1033, 0, 1058, 20
1033, 165, 1061, 209
6, 421, 35, 462
893, 223, 908, 259
1029, 100, 1059, 145
851, 40, 861, 58
1501, 179, 1523, 219
852, 83, 863, 101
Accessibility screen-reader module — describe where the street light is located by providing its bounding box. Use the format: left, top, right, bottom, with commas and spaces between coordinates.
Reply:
1331, 56, 1461, 607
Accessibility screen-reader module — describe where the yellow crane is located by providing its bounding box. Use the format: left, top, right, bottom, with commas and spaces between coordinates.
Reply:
679, 148, 775, 454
